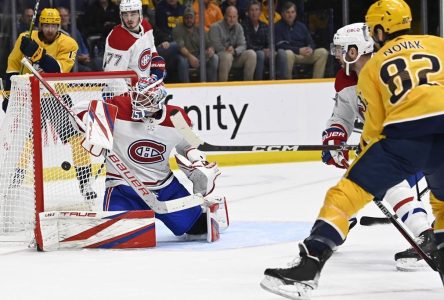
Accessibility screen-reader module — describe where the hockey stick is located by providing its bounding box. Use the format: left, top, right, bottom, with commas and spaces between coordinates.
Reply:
198, 143, 359, 152
373, 199, 438, 272
19, 0, 40, 75
169, 109, 358, 152
359, 216, 392, 226
22, 58, 203, 214
360, 186, 430, 226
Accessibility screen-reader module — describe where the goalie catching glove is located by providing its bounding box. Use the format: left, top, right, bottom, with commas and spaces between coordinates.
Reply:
321, 124, 349, 169
81, 100, 118, 156
175, 149, 221, 196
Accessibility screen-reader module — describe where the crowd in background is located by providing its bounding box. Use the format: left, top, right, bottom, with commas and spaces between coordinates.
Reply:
1, 0, 440, 83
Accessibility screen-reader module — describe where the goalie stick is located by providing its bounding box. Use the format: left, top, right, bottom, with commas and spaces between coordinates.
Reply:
22, 58, 203, 214
373, 199, 439, 274
170, 109, 203, 147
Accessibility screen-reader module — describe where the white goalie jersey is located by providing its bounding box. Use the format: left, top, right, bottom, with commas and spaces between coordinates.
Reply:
103, 19, 158, 78
75, 98, 194, 190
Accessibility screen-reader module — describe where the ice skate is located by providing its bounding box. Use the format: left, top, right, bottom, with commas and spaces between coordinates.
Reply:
260, 242, 332, 299
394, 229, 437, 271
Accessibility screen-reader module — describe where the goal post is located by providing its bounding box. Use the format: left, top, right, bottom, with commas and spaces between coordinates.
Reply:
0, 71, 138, 244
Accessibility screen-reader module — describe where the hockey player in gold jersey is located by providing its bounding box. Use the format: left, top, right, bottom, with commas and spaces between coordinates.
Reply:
261, 1, 444, 298
6, 8, 77, 82
5, 8, 97, 200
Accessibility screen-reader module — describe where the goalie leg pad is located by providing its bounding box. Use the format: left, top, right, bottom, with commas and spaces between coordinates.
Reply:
207, 203, 220, 242
105, 180, 203, 235
36, 210, 156, 251
205, 196, 229, 231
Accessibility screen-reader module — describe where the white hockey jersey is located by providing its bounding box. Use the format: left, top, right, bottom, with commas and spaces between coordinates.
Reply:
77, 98, 194, 190
326, 68, 363, 137
103, 19, 158, 78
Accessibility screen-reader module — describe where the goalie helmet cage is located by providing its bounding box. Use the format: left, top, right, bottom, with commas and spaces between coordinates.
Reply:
0, 71, 138, 244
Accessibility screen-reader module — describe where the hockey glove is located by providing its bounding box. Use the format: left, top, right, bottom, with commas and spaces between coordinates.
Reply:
186, 148, 207, 163
20, 36, 45, 62
322, 124, 349, 169
175, 153, 221, 196
150, 55, 166, 81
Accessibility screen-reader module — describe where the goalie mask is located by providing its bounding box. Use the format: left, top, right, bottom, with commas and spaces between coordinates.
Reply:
130, 76, 167, 120
330, 23, 374, 75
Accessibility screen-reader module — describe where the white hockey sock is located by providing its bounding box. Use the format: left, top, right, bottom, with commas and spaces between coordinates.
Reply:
384, 181, 430, 237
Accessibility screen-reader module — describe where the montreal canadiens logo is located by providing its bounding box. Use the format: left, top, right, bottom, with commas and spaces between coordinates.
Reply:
128, 140, 166, 164
139, 49, 152, 71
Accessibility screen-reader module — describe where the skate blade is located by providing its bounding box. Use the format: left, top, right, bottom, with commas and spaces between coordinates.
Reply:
260, 275, 312, 300
396, 258, 428, 272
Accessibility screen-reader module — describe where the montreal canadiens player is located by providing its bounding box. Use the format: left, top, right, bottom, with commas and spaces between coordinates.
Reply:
75, 66, 228, 242
103, 0, 161, 78
322, 23, 435, 271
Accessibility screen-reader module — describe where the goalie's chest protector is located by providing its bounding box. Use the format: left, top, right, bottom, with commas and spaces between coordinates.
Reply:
106, 98, 188, 189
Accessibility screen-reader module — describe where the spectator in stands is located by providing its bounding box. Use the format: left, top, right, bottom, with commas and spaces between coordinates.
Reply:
209, 6, 256, 82
274, 1, 328, 78
58, 7, 102, 72
81, 0, 120, 57
142, 0, 157, 24
242, 0, 287, 80
154, 0, 187, 82
259, 0, 281, 25
276, 0, 304, 19
221, 0, 248, 22
17, 7, 35, 34
172, 6, 218, 82
192, 0, 223, 32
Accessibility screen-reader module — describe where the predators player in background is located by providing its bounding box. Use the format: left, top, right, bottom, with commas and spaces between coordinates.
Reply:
261, 0, 444, 298
4, 8, 97, 200
322, 22, 435, 271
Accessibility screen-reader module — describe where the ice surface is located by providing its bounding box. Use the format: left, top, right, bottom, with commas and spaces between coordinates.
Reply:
0, 161, 442, 300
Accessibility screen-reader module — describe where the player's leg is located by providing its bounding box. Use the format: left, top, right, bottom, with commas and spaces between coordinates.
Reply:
261, 138, 416, 298
70, 134, 97, 200
154, 177, 203, 236
389, 174, 434, 270
424, 135, 444, 276
105, 177, 218, 240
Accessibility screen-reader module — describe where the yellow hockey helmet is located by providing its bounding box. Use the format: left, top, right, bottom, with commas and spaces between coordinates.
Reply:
39, 8, 61, 25
365, 0, 411, 35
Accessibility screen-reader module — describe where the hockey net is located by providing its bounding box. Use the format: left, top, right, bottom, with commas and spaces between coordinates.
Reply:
0, 71, 138, 244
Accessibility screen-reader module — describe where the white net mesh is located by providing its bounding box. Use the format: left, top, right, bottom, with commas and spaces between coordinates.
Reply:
0, 72, 136, 243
